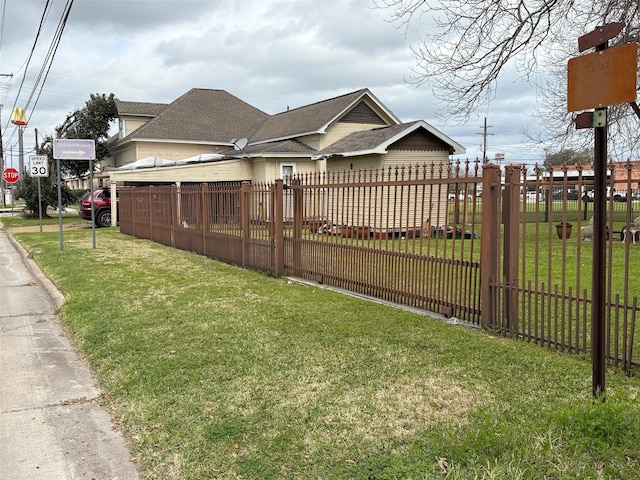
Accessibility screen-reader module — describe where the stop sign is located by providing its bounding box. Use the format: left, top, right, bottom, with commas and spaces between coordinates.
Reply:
3, 167, 19, 184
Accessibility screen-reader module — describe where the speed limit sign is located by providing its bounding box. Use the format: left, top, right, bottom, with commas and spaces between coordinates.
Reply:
29, 155, 49, 177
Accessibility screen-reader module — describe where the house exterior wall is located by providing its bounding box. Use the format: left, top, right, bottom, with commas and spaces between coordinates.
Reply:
110, 159, 254, 184
318, 150, 450, 233
134, 142, 221, 161
121, 116, 152, 137
109, 141, 224, 169
382, 150, 450, 229
111, 143, 140, 168
326, 154, 383, 172
319, 122, 385, 150
249, 157, 317, 183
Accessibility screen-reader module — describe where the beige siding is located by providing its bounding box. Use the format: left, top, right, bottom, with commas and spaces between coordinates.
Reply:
319, 123, 383, 150
313, 152, 450, 234
319, 185, 440, 234
110, 158, 253, 184
122, 115, 152, 136
297, 133, 322, 150
379, 150, 449, 230
112, 144, 139, 167
251, 157, 269, 183
252, 157, 319, 183
298, 121, 396, 151
135, 142, 221, 161
326, 154, 383, 173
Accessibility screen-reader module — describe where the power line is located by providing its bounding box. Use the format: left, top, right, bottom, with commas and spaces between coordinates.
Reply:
2, 0, 74, 148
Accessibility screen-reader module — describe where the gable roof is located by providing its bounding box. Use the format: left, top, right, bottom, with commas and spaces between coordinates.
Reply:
114, 88, 269, 146
112, 88, 464, 158
249, 88, 400, 144
312, 121, 465, 158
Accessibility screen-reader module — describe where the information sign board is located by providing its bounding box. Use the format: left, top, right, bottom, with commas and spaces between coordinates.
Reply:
53, 139, 96, 160
567, 42, 638, 112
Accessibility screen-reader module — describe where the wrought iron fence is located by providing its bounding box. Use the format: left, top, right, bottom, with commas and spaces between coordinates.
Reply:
118, 159, 639, 369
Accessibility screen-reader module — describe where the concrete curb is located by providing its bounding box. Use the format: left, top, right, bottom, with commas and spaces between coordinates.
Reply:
6, 232, 66, 311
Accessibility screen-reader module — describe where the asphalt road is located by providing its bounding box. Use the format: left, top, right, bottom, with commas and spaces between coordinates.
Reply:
0, 226, 139, 479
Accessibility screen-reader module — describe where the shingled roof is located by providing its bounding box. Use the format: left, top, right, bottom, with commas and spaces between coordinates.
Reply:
250, 88, 399, 143
113, 88, 463, 157
114, 100, 168, 117
313, 121, 465, 158
114, 89, 269, 145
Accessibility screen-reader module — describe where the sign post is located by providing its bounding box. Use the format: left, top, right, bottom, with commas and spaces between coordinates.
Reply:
29, 155, 49, 232
53, 139, 96, 250
3, 167, 19, 215
568, 23, 638, 397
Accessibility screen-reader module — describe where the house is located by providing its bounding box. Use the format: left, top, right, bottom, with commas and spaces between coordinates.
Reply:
98, 88, 464, 230
101, 88, 464, 185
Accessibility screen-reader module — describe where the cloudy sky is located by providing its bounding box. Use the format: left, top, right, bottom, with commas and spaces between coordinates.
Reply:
1, 0, 547, 169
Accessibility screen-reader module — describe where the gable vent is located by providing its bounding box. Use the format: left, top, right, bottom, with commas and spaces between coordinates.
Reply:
339, 101, 387, 125
389, 130, 450, 152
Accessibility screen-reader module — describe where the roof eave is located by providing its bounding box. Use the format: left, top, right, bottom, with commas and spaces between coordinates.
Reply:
114, 137, 235, 148
312, 149, 384, 160
250, 130, 323, 145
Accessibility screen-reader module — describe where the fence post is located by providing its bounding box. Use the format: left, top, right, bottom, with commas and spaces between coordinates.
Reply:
503, 164, 521, 333
171, 184, 177, 248
273, 179, 285, 276
201, 183, 208, 255
480, 163, 501, 327
149, 186, 153, 240
291, 179, 303, 270
241, 181, 251, 268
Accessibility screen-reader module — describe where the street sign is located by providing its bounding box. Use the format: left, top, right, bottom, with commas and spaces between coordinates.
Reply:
3, 167, 19, 184
578, 22, 625, 52
567, 42, 638, 112
53, 138, 96, 160
29, 155, 49, 177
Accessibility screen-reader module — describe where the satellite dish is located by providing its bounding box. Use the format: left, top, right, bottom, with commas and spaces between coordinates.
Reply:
232, 138, 248, 150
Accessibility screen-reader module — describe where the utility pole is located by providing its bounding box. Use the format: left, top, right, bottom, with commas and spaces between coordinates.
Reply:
0, 73, 14, 207
477, 117, 494, 163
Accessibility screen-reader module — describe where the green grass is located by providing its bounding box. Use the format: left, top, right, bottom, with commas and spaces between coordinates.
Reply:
0, 210, 83, 227
6, 224, 640, 479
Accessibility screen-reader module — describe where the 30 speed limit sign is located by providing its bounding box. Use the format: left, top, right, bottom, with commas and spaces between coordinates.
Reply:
29, 155, 49, 177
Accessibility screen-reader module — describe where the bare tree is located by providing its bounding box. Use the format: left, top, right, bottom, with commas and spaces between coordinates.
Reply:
374, 0, 640, 157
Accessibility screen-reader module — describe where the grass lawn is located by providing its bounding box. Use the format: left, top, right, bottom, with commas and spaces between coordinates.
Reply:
6, 222, 640, 479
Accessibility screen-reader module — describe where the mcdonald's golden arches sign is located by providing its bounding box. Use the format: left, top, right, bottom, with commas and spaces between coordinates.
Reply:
11, 108, 27, 125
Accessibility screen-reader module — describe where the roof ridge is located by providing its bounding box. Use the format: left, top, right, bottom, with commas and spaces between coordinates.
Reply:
271, 88, 368, 116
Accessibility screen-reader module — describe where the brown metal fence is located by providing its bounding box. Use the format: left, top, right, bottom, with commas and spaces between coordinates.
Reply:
282, 164, 481, 322
118, 159, 639, 369
487, 161, 640, 372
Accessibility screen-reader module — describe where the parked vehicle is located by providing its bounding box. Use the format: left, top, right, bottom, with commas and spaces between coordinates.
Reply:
448, 192, 473, 201
78, 187, 118, 227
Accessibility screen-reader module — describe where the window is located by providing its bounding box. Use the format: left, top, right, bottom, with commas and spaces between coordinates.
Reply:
280, 163, 296, 184
118, 119, 125, 139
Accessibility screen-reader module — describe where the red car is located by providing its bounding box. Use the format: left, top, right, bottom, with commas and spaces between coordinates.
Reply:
78, 187, 118, 227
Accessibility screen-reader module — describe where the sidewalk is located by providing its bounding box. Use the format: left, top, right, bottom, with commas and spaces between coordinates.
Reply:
0, 227, 139, 479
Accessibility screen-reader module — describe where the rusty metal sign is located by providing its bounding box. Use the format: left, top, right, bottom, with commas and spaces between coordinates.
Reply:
578, 22, 625, 51
567, 42, 638, 112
